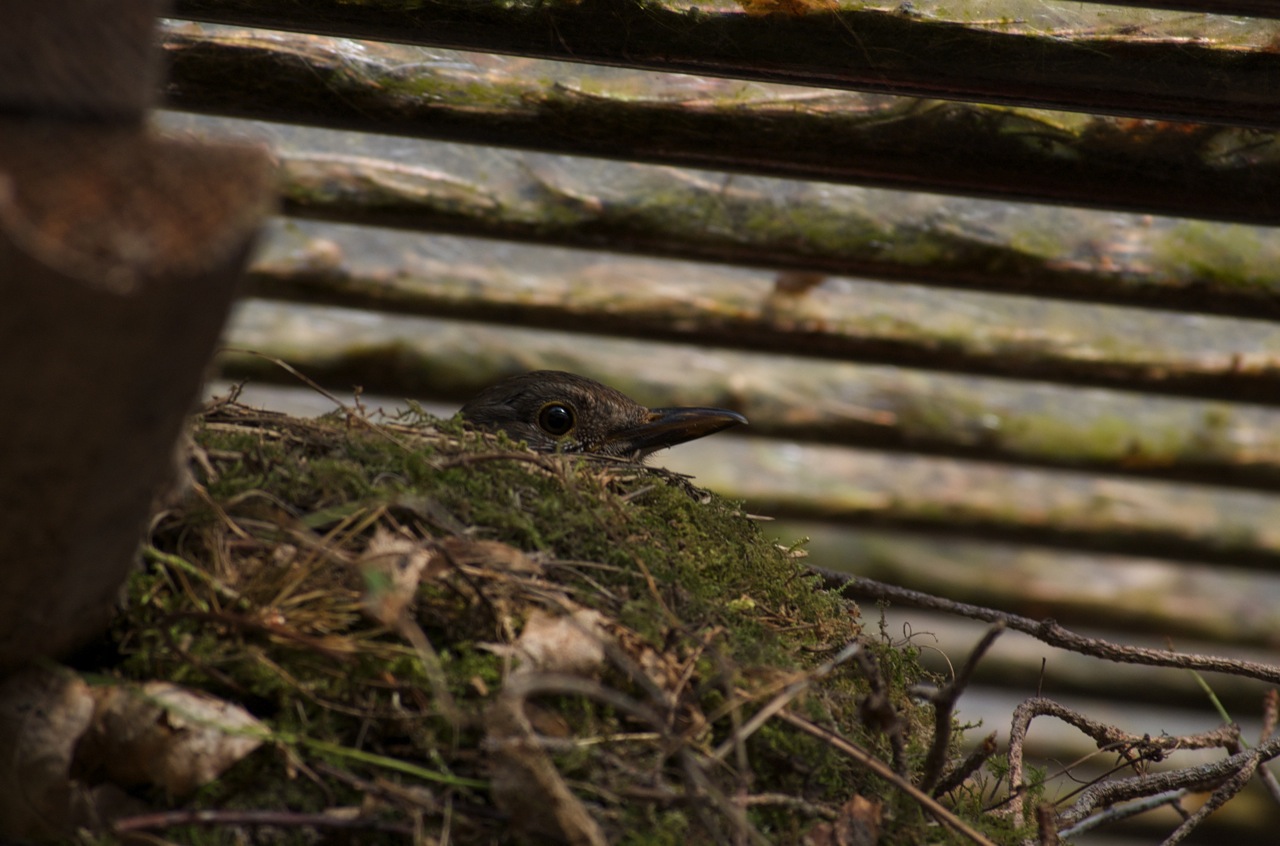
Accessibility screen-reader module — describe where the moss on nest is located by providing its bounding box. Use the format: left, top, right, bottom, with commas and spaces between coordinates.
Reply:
104, 396, 1009, 844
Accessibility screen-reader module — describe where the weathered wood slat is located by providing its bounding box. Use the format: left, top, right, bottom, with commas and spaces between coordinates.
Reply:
160, 27, 1280, 225
672, 436, 1280, 571
216, 302, 1280, 495
169, 0, 1280, 127
793, 523, 1280, 650
246, 239, 1280, 405
259, 152, 1280, 320
1068, 0, 1280, 18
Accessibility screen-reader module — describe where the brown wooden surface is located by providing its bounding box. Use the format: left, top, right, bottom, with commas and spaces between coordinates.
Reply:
0, 0, 165, 118
246, 243, 1280, 406
251, 151, 1280, 320
0, 121, 273, 669
161, 25, 1280, 224
170, 0, 1280, 127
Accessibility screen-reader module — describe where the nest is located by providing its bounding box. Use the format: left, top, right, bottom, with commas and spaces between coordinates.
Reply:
106, 394, 1001, 844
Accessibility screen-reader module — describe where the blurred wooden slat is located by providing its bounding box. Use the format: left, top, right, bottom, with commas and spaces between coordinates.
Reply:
218, 298, 1280, 492
675, 437, 1280, 571
169, 0, 1280, 127
0, 0, 164, 119
246, 241, 1280, 405
1068, 0, 1280, 17
160, 26, 1280, 224
792, 523, 1280, 649
259, 152, 1280, 320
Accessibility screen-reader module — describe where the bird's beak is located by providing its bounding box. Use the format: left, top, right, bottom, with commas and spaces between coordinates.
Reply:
603, 407, 747, 458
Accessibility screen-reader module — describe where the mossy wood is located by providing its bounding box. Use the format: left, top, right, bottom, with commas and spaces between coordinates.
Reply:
162, 26, 1280, 225
246, 245, 1280, 406
219, 304, 1280, 496
119, 401, 1016, 843
171, 0, 1280, 128
813, 526, 1280, 652
252, 151, 1280, 320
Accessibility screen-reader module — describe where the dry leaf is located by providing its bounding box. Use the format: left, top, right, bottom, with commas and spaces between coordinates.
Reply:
514, 608, 607, 676
359, 526, 439, 624
440, 536, 543, 575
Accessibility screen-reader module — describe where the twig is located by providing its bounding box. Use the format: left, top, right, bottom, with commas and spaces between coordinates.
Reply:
739, 792, 839, 819
822, 571, 1280, 685
395, 614, 464, 730
112, 808, 414, 835
850, 647, 908, 776
710, 640, 863, 761
219, 347, 352, 412
218, 348, 416, 452
1056, 733, 1280, 828
1008, 697, 1240, 828
1251, 690, 1280, 806
933, 731, 998, 798
1056, 789, 1187, 839
677, 746, 772, 846
919, 623, 1004, 792
1160, 753, 1258, 846
776, 709, 998, 846
500, 673, 769, 846
1036, 803, 1059, 846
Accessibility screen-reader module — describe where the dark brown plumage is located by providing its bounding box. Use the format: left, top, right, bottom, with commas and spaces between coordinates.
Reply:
459, 370, 746, 460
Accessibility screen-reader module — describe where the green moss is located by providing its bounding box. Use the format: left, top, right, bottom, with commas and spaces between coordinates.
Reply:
100, 401, 1001, 843
1153, 221, 1280, 291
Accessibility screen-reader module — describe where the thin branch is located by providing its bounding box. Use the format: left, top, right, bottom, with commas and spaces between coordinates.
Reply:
1036, 803, 1060, 846
1159, 753, 1258, 846
932, 731, 998, 799
1056, 789, 1188, 839
851, 647, 908, 776
1008, 697, 1240, 829
776, 709, 998, 846
710, 640, 864, 761
113, 808, 414, 835
1255, 690, 1280, 806
1056, 733, 1280, 828
825, 571, 1280, 685
919, 623, 1004, 792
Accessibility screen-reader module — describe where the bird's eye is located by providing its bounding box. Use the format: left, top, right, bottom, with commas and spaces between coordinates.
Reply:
537, 402, 575, 437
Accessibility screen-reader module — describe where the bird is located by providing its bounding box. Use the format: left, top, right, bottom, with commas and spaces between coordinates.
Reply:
459, 371, 747, 460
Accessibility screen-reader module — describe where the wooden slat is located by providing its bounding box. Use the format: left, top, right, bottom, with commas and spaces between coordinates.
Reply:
258, 152, 1280, 320
170, 0, 1280, 127
0, 0, 164, 119
1067, 0, 1280, 18
672, 437, 1280, 571
161, 27, 1280, 224
794, 524, 1280, 650
216, 301, 1280, 495
246, 243, 1280, 406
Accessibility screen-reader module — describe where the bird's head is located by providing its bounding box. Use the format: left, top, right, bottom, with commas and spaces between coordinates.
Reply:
459, 370, 746, 460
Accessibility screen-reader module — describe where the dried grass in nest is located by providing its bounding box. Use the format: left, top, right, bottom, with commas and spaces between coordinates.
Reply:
107, 394, 1001, 845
